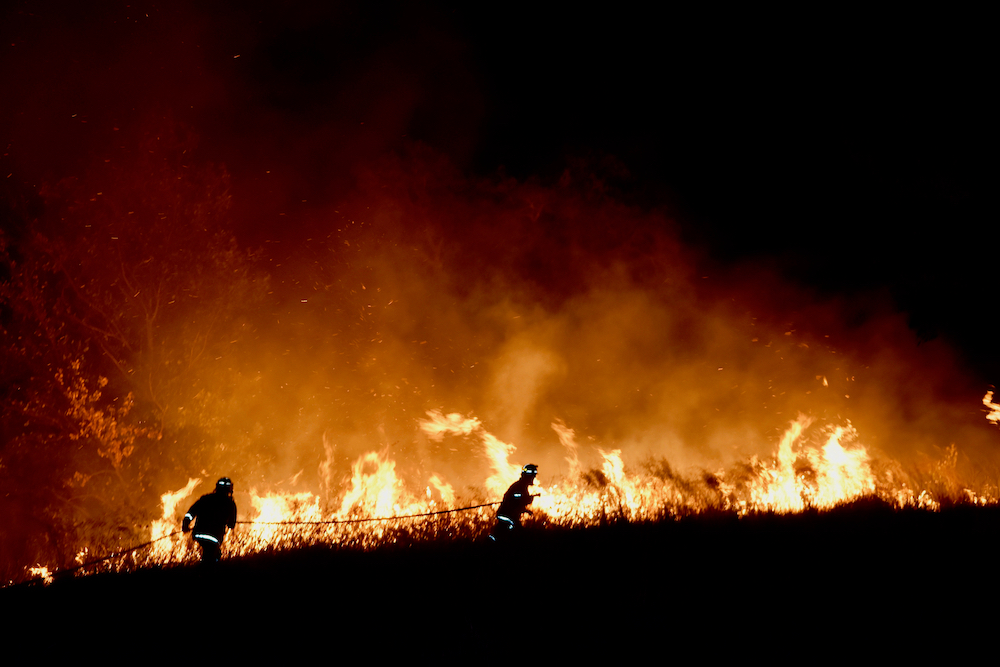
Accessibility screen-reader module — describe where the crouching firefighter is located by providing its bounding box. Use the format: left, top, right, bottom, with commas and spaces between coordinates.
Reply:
182, 477, 237, 564
489, 464, 538, 543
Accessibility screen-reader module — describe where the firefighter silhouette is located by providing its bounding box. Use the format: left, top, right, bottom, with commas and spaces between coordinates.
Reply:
182, 477, 237, 563
489, 464, 538, 543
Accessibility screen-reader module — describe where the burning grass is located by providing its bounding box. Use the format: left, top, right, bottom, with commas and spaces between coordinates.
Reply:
16, 405, 998, 587
9, 497, 999, 663
5, 142, 998, 597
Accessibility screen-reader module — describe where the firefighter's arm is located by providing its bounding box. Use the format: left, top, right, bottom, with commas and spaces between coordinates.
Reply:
525, 492, 541, 514
182, 511, 194, 533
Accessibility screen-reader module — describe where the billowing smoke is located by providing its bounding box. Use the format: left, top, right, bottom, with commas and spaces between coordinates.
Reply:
8, 143, 1000, 578
1, 2, 994, 580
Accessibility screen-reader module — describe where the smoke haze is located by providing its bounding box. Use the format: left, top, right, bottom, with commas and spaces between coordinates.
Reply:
1, 2, 994, 577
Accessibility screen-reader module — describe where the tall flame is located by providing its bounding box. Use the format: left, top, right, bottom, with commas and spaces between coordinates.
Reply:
149, 477, 201, 562
29, 395, 999, 579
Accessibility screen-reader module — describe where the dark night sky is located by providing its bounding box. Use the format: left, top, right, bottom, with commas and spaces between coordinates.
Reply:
2, 1, 994, 380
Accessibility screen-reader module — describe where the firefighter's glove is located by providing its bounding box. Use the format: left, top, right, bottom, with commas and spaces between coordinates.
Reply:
182, 519, 191, 533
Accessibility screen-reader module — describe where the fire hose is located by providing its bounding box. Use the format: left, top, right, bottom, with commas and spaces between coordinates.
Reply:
16, 501, 502, 587
238, 500, 500, 525
14, 530, 184, 586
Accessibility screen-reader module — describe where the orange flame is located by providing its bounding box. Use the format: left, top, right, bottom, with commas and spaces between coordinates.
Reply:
984, 391, 1000, 426
33, 392, 1000, 579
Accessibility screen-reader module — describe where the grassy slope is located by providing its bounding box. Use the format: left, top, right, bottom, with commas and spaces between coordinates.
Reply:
5, 502, 997, 661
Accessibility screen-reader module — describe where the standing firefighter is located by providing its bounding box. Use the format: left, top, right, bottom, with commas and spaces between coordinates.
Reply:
182, 477, 237, 564
489, 464, 538, 543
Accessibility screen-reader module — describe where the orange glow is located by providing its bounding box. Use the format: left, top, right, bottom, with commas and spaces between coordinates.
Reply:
149, 478, 201, 562
8, 139, 997, 585
39, 399, 997, 580
985, 391, 1000, 426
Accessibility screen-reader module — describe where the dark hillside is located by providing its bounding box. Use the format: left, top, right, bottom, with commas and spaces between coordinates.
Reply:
7, 504, 997, 661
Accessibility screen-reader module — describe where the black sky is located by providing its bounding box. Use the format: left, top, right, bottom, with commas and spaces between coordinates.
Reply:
2, 1, 994, 380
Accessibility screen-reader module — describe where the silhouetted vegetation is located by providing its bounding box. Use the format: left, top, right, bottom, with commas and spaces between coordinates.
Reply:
6, 503, 998, 661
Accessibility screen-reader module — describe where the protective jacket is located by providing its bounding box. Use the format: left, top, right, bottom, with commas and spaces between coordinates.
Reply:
497, 477, 534, 524
184, 492, 237, 544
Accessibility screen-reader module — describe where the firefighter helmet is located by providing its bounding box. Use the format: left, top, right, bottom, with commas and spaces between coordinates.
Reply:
216, 477, 234, 496
521, 464, 538, 476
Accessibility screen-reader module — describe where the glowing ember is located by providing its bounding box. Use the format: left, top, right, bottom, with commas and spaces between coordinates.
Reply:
27, 566, 53, 585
